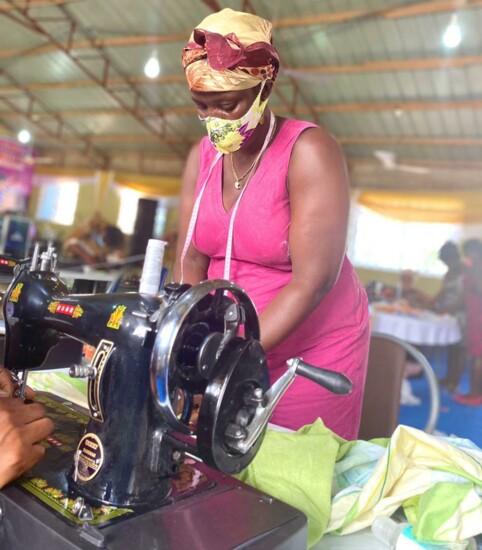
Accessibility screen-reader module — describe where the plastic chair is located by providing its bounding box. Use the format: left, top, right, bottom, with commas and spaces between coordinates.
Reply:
358, 332, 440, 440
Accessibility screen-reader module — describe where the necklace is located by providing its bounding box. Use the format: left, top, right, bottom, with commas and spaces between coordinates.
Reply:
230, 116, 277, 190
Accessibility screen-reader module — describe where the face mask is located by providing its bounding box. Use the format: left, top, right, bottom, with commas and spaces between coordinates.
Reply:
200, 82, 269, 154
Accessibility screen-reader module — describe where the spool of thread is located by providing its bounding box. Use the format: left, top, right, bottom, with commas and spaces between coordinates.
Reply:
139, 239, 167, 295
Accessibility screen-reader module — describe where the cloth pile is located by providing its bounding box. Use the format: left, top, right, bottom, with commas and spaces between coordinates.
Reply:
236, 421, 482, 548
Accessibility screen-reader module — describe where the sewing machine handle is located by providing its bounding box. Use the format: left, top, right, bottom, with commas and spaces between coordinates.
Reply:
288, 358, 353, 395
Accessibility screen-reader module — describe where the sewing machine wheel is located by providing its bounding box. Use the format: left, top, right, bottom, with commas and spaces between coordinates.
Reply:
197, 337, 269, 474
150, 280, 260, 435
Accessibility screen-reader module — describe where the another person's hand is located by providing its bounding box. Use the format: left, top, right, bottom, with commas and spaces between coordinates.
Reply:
0, 398, 54, 488
0, 369, 53, 488
0, 368, 15, 397
0, 368, 36, 400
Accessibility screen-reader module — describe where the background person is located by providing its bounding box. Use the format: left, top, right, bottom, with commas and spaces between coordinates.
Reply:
453, 238, 482, 406
398, 269, 430, 309
428, 241, 466, 392
175, 8, 369, 439
63, 214, 126, 267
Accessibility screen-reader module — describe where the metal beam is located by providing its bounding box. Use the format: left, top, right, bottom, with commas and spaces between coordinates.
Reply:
0, 0, 74, 12
2, 0, 481, 58
0, 53, 481, 94
273, 0, 482, 28
43, 133, 482, 148
339, 136, 482, 147
201, 0, 222, 11
0, 69, 109, 168
2, 98, 481, 121
1, 2, 187, 158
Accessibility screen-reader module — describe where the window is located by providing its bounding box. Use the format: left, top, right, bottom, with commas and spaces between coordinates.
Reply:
36, 180, 79, 225
117, 188, 139, 235
348, 204, 462, 276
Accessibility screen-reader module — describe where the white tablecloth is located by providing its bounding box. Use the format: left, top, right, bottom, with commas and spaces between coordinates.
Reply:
371, 309, 461, 346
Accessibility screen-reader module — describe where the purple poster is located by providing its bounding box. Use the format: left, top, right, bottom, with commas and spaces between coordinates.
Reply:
0, 137, 34, 213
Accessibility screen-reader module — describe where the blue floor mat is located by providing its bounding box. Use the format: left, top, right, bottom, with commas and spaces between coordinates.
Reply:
399, 349, 482, 447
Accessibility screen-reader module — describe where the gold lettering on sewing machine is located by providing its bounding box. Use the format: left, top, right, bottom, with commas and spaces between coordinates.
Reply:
9, 283, 23, 303
88, 340, 114, 423
107, 305, 127, 330
48, 301, 59, 314
47, 301, 84, 318
76, 433, 104, 482
72, 305, 84, 318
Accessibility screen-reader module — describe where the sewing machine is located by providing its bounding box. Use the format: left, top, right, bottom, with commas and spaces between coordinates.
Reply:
0, 245, 352, 549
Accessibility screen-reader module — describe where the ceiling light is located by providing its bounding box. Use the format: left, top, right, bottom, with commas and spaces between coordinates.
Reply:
17, 129, 31, 144
394, 108, 404, 117
144, 52, 161, 79
443, 14, 462, 49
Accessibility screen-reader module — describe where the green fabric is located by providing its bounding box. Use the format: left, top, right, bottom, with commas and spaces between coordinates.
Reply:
237, 423, 482, 548
405, 482, 482, 544
235, 419, 344, 547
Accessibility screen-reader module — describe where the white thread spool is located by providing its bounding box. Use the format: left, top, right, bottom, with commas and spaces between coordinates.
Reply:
139, 239, 167, 295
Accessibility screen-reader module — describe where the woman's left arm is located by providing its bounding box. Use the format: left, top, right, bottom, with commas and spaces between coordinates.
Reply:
258, 126, 350, 351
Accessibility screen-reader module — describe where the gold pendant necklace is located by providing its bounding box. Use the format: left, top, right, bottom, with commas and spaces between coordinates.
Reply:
230, 117, 277, 190
231, 153, 258, 190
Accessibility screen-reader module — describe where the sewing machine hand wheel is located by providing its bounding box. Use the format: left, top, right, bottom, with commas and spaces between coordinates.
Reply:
196, 352, 353, 474
150, 280, 260, 435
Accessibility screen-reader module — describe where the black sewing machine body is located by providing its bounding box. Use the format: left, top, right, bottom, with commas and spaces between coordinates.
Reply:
0, 246, 352, 548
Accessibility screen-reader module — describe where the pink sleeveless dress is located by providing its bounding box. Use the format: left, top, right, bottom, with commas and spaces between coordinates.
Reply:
192, 119, 369, 440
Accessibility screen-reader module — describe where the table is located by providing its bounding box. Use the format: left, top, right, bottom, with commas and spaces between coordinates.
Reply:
370, 305, 461, 346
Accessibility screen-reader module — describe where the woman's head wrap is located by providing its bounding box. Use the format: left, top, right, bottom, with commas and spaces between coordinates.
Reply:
182, 8, 280, 92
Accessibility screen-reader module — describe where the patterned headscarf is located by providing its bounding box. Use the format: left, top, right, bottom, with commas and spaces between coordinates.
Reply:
182, 8, 280, 92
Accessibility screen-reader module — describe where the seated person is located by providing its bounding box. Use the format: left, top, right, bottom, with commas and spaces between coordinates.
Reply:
399, 270, 430, 309
63, 215, 126, 267
0, 368, 53, 488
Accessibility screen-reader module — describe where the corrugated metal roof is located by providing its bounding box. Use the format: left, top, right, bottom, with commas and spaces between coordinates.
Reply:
0, 0, 479, 188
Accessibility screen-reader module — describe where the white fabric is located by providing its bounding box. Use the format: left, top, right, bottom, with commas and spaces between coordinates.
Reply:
371, 310, 462, 346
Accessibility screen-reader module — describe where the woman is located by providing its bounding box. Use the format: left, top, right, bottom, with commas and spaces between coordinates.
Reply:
175, 8, 369, 439
453, 239, 482, 406
429, 241, 466, 392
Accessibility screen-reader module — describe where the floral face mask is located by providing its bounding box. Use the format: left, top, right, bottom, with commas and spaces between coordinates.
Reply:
199, 82, 269, 154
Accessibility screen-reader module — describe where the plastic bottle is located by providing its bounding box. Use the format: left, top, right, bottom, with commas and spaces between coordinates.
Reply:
371, 516, 476, 550
372, 516, 410, 549
139, 239, 167, 295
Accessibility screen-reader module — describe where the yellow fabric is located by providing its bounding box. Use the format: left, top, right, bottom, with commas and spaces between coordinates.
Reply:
358, 189, 482, 224
327, 425, 482, 543
184, 8, 276, 91
190, 8, 272, 48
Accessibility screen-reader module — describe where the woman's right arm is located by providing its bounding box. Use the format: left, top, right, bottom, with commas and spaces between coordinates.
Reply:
173, 142, 210, 283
